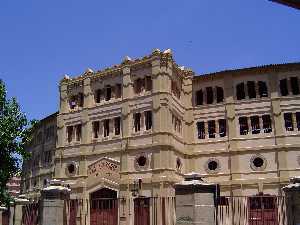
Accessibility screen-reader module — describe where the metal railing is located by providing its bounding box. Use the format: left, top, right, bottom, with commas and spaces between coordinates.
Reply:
21, 202, 40, 225
215, 196, 288, 225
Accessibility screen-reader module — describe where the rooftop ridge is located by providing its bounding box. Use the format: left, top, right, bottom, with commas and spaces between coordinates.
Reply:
197, 61, 300, 78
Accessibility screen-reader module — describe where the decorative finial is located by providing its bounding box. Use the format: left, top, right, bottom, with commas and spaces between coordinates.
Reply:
124, 56, 132, 61
152, 48, 161, 54
163, 48, 172, 54
64, 74, 70, 80
86, 68, 94, 73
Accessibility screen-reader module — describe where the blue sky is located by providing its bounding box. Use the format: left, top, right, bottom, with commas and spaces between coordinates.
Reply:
0, 0, 299, 121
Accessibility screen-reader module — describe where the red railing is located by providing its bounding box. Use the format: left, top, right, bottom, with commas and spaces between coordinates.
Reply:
216, 196, 287, 225
21, 202, 40, 225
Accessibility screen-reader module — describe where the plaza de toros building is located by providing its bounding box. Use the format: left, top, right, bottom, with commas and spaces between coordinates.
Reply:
21, 49, 300, 222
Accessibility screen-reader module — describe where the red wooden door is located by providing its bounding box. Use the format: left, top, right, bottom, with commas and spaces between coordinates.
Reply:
134, 198, 150, 225
90, 188, 118, 225
249, 196, 278, 225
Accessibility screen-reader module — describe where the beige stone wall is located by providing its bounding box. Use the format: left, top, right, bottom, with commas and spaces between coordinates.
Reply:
22, 50, 300, 201
21, 113, 57, 199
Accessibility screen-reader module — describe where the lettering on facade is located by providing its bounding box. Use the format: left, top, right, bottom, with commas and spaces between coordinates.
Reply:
87, 158, 120, 180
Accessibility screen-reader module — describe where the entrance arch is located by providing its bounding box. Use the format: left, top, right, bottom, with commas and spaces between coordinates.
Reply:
90, 188, 118, 225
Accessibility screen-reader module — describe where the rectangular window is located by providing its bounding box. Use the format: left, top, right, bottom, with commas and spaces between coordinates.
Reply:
67, 126, 73, 143
95, 89, 102, 103
296, 112, 300, 131
195, 90, 203, 106
236, 83, 245, 100
75, 124, 82, 141
106, 86, 112, 101
250, 116, 260, 134
115, 84, 122, 98
197, 121, 205, 139
206, 87, 214, 104
208, 120, 216, 138
69, 96, 77, 109
239, 117, 249, 135
247, 81, 256, 99
284, 113, 293, 131
145, 111, 152, 130
258, 81, 268, 97
93, 121, 100, 138
104, 119, 110, 137
78, 93, 84, 107
280, 79, 289, 96
290, 77, 299, 95
262, 115, 272, 133
134, 113, 141, 132
218, 119, 226, 137
145, 76, 152, 91
114, 117, 121, 135
134, 79, 142, 94
216, 87, 224, 103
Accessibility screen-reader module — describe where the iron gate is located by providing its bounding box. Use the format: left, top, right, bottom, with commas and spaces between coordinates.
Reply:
21, 202, 40, 225
216, 196, 287, 225
134, 198, 150, 225
90, 198, 118, 225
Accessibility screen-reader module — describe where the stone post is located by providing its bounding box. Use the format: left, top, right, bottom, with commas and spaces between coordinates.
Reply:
282, 177, 300, 225
174, 173, 218, 225
40, 179, 70, 225
11, 195, 29, 225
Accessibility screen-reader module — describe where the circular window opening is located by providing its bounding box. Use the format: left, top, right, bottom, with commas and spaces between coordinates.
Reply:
137, 156, 147, 167
67, 163, 75, 174
208, 160, 218, 171
253, 157, 264, 168
176, 158, 182, 170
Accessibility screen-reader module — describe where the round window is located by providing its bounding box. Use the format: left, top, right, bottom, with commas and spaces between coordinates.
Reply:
253, 157, 264, 168
205, 158, 220, 173
136, 156, 147, 167
250, 155, 267, 171
208, 161, 218, 171
176, 158, 182, 170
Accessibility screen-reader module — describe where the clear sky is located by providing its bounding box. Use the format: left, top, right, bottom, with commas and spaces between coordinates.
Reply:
0, 0, 299, 121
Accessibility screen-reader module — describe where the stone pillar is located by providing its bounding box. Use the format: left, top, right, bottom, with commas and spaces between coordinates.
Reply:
12, 196, 29, 225
174, 173, 218, 225
282, 177, 300, 225
40, 179, 70, 225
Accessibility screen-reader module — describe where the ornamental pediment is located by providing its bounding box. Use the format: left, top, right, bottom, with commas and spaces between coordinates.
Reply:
87, 157, 120, 184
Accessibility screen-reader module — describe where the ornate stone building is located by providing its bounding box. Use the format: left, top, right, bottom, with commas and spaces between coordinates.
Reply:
21, 112, 57, 199
21, 49, 300, 221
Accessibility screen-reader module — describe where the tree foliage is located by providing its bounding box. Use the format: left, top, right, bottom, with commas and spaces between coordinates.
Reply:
0, 80, 36, 206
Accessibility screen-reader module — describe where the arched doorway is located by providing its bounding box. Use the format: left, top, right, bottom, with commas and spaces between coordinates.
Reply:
90, 188, 118, 225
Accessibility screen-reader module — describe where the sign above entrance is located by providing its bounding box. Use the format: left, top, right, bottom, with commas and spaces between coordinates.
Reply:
87, 158, 120, 181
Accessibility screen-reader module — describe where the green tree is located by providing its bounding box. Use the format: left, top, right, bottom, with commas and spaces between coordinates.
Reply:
0, 80, 36, 206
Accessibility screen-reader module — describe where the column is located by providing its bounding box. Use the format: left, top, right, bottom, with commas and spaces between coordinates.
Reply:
282, 177, 300, 225
40, 180, 70, 225
175, 174, 217, 225
12, 196, 29, 225
59, 81, 69, 114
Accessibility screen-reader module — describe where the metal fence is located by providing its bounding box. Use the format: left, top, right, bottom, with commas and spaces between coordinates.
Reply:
2, 209, 10, 225
215, 196, 288, 225
21, 202, 40, 225
64, 197, 176, 225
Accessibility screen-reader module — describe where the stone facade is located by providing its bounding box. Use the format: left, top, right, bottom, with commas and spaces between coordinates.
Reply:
22, 49, 300, 201
21, 112, 57, 200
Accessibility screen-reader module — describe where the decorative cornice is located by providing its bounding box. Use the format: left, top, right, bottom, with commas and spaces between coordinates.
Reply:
59, 49, 194, 86
194, 62, 300, 81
